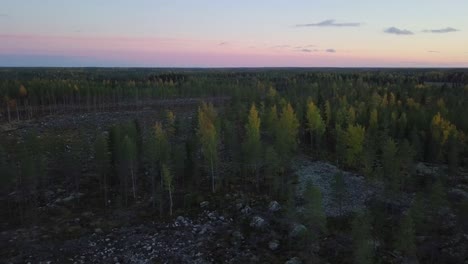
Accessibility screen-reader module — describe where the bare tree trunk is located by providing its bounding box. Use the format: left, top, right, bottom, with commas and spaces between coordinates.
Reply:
16, 105, 20, 121
7, 104, 11, 123
168, 188, 173, 216
103, 173, 108, 207
131, 167, 136, 200
210, 157, 215, 193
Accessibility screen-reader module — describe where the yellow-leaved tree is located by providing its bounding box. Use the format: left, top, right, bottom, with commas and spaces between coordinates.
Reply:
197, 102, 218, 193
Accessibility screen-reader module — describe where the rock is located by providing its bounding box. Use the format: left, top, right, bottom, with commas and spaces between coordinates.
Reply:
61, 192, 84, 203
207, 212, 217, 220
198, 224, 211, 235
449, 188, 468, 202
268, 240, 280, 251
415, 162, 441, 178
285, 257, 302, 264
250, 216, 266, 229
175, 216, 191, 227
94, 228, 103, 234
289, 224, 307, 238
241, 206, 252, 216
268, 201, 281, 212
200, 201, 210, 208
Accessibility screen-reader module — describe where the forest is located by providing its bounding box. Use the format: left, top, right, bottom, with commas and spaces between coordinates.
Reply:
1, 68, 468, 263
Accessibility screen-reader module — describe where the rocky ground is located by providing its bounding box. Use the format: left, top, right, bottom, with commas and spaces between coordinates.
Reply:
293, 158, 381, 217
1, 191, 307, 264
2, 157, 468, 263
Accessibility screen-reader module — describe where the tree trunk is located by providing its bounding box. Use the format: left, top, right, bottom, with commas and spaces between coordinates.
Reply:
210, 157, 215, 193
152, 171, 156, 208
16, 105, 20, 121
168, 188, 173, 216
7, 104, 11, 123
131, 166, 136, 200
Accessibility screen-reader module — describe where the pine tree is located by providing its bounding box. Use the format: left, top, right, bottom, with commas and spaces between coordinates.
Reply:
331, 171, 346, 216
264, 104, 278, 136
243, 104, 262, 188
352, 213, 374, 264
122, 135, 137, 202
162, 163, 174, 216
94, 134, 110, 206
264, 146, 282, 197
382, 138, 400, 194
303, 181, 327, 233
395, 212, 416, 257
306, 101, 326, 155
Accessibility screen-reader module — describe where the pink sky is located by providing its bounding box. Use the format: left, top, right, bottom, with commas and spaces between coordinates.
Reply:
1, 34, 467, 67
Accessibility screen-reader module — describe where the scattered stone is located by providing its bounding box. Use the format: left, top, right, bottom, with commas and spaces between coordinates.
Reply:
289, 224, 307, 238
250, 216, 266, 229
241, 206, 252, 216
268, 201, 281, 212
268, 240, 280, 251
285, 257, 302, 264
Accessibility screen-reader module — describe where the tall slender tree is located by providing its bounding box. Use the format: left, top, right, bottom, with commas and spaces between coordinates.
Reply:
243, 104, 262, 188
197, 103, 218, 193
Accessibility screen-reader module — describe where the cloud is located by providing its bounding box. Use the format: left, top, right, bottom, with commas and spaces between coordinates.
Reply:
296, 19, 361, 28
0, 13, 8, 17
272, 45, 290, 48
218, 42, 228, 46
301, 49, 312, 53
423, 27, 459, 33
428, 50, 440, 53
384, 27, 414, 35
326, 49, 336, 53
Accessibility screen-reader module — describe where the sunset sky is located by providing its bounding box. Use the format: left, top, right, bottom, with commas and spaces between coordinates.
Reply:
1, 0, 467, 67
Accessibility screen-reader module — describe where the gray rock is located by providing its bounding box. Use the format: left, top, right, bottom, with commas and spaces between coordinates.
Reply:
293, 158, 383, 217
268, 201, 281, 212
200, 201, 209, 208
289, 224, 307, 238
250, 216, 266, 229
241, 206, 252, 216
449, 188, 468, 202
268, 240, 280, 251
285, 257, 302, 264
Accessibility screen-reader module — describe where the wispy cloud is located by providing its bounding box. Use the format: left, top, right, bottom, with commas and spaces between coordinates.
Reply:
218, 42, 228, 46
428, 50, 440, 53
301, 49, 313, 53
272, 45, 290, 48
326, 49, 336, 53
384, 27, 414, 35
0, 13, 8, 17
296, 19, 361, 28
423, 27, 459, 33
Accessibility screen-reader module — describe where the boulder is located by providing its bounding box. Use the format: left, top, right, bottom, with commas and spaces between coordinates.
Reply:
268, 240, 280, 251
285, 257, 302, 264
250, 216, 267, 229
289, 224, 307, 238
268, 201, 281, 213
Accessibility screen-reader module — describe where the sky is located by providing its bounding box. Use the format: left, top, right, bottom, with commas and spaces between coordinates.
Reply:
0, 0, 467, 67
